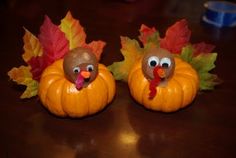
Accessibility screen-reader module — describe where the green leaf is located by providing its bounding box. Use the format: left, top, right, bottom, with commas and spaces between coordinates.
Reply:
179, 46, 220, 90
108, 36, 144, 81
199, 73, 219, 90
191, 53, 217, 72
180, 45, 194, 62
20, 80, 39, 99
191, 53, 219, 90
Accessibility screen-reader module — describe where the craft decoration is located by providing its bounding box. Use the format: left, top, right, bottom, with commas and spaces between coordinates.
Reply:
108, 19, 220, 112
8, 11, 115, 117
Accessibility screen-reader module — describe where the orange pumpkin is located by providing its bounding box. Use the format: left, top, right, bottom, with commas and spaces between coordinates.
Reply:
38, 59, 116, 117
128, 57, 199, 112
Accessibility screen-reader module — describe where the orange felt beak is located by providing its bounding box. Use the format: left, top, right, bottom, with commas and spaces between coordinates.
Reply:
80, 71, 91, 79
157, 68, 165, 78
154, 67, 166, 79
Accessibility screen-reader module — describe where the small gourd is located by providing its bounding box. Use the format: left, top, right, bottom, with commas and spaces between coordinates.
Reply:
128, 47, 199, 112
38, 47, 116, 117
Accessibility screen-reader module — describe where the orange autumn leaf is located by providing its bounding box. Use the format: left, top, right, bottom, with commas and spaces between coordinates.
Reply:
8, 66, 38, 98
60, 11, 86, 49
138, 24, 159, 48
8, 66, 32, 84
22, 28, 43, 62
84, 40, 106, 61
108, 36, 143, 81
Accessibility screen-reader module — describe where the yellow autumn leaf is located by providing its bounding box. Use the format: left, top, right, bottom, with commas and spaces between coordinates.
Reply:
108, 36, 144, 81
20, 80, 38, 99
60, 11, 86, 49
8, 66, 39, 98
22, 28, 43, 62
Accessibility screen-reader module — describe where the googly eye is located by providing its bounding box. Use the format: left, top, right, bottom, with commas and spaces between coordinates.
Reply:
160, 57, 171, 68
73, 67, 80, 73
86, 64, 94, 72
148, 56, 159, 67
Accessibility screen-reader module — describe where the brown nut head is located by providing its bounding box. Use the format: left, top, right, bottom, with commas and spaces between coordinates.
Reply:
142, 47, 175, 80
63, 47, 98, 87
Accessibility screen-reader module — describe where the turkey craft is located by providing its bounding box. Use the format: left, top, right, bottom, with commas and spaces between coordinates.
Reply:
8, 11, 116, 117
109, 19, 219, 112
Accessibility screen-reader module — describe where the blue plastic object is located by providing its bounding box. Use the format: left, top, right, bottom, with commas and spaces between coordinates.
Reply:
203, 1, 236, 27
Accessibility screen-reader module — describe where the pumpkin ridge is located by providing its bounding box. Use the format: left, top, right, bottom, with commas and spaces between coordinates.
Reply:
174, 58, 194, 71
128, 69, 139, 88
174, 74, 195, 107
84, 88, 90, 115
175, 71, 196, 79
41, 60, 64, 78
186, 76, 198, 103
41, 74, 63, 80
61, 81, 89, 117
97, 73, 109, 103
142, 80, 151, 109
129, 68, 146, 104
174, 61, 190, 69
97, 64, 107, 71
128, 62, 141, 83
58, 79, 69, 116
188, 79, 195, 106
41, 70, 62, 78
42, 76, 62, 105
172, 77, 184, 109
39, 74, 61, 106
60, 78, 69, 116
45, 78, 66, 116
162, 81, 181, 112
175, 66, 198, 85
98, 76, 110, 110
175, 73, 197, 91
97, 64, 115, 103
85, 76, 108, 115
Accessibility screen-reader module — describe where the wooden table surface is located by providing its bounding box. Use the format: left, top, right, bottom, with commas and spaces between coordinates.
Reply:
1, 0, 236, 157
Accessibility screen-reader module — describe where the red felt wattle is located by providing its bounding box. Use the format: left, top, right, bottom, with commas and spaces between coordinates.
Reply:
160, 19, 191, 54
75, 73, 84, 90
149, 66, 161, 99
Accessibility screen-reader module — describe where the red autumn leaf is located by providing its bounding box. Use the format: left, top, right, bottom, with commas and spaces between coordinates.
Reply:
27, 16, 69, 80
139, 24, 157, 45
193, 42, 215, 56
160, 19, 191, 54
38, 15, 69, 65
28, 56, 46, 81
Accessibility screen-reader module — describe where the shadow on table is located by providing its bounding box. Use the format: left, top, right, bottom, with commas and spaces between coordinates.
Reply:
126, 98, 214, 158
24, 103, 116, 158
